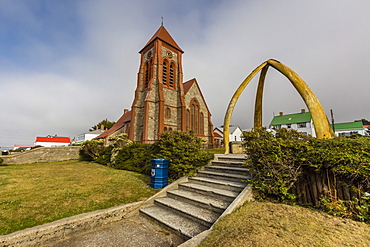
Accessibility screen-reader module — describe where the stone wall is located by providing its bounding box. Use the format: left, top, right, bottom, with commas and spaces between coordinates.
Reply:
1, 146, 80, 165
0, 201, 142, 247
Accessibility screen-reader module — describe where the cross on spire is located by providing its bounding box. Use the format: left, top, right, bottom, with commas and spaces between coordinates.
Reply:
161, 17, 164, 26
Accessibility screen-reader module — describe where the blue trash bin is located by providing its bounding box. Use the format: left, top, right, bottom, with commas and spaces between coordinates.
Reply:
150, 159, 169, 189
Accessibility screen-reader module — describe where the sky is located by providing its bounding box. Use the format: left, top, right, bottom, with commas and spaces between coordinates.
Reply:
1, 0, 370, 148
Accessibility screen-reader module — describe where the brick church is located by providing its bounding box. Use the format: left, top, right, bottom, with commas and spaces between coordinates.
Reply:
97, 25, 214, 146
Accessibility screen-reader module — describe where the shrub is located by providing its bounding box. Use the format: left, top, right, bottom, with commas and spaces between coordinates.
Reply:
79, 139, 104, 161
94, 145, 114, 165
308, 136, 370, 188
242, 128, 312, 201
152, 131, 213, 179
110, 142, 153, 174
79, 131, 213, 181
243, 128, 370, 223
0, 157, 3, 165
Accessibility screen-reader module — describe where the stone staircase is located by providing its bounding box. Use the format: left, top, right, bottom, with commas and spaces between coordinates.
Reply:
140, 154, 250, 240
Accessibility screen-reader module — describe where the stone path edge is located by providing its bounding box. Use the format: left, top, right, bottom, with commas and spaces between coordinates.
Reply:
0, 201, 143, 247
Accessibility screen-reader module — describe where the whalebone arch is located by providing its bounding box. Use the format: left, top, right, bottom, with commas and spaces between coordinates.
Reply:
223, 59, 335, 154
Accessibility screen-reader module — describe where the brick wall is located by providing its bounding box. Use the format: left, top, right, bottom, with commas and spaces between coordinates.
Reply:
1, 146, 80, 165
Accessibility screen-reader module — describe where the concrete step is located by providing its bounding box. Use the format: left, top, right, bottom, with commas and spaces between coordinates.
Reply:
188, 176, 248, 192
140, 206, 208, 240
204, 165, 249, 175
217, 155, 246, 163
140, 155, 251, 241
211, 160, 245, 167
167, 189, 230, 214
155, 197, 220, 228
197, 170, 250, 183
179, 182, 239, 202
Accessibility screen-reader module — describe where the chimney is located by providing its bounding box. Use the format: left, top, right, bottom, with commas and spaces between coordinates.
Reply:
124, 109, 128, 114
301, 109, 306, 113
279, 112, 284, 116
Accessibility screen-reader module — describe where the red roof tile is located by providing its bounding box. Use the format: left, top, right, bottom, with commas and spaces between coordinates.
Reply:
35, 137, 70, 143
183, 78, 195, 94
96, 110, 132, 139
140, 25, 184, 53
213, 132, 223, 138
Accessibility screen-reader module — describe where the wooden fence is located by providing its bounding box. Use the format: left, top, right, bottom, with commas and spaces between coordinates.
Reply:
290, 166, 365, 207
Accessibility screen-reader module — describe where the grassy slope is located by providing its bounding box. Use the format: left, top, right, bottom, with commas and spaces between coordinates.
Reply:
0, 161, 156, 235
200, 201, 370, 247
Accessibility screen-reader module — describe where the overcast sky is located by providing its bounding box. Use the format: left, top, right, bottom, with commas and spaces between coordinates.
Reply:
1, 0, 369, 147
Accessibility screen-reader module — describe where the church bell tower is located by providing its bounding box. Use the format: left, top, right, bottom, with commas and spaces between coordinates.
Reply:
129, 25, 186, 143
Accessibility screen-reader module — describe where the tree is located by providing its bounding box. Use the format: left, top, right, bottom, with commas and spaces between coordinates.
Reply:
90, 119, 115, 131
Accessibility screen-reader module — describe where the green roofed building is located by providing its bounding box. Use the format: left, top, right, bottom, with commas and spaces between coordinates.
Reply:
269, 109, 316, 137
269, 109, 368, 137
332, 121, 367, 137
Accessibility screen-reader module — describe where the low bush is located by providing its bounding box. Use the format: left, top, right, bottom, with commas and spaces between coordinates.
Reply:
243, 128, 370, 223
80, 131, 212, 180
243, 128, 312, 201
152, 131, 213, 179
79, 139, 104, 161
0, 157, 3, 165
110, 142, 153, 174
94, 145, 114, 165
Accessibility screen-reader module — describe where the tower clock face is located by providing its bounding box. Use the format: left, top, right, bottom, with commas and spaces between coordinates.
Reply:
166, 51, 173, 58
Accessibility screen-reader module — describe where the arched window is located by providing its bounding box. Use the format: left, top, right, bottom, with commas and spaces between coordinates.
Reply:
190, 99, 203, 135
191, 103, 195, 130
195, 105, 199, 134
163, 61, 168, 85
200, 113, 204, 135
186, 110, 190, 131
144, 61, 149, 88
149, 58, 152, 82
165, 107, 171, 118
169, 63, 175, 88
164, 127, 167, 132
169, 127, 172, 132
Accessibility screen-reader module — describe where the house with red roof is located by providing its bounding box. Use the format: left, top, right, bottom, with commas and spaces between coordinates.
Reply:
96, 25, 214, 146
34, 135, 70, 147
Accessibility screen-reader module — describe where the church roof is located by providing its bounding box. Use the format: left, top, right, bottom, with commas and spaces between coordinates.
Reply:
96, 110, 132, 139
140, 25, 184, 53
183, 78, 212, 115
183, 78, 195, 94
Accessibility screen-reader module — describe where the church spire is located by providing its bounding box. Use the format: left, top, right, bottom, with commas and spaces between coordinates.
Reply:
139, 25, 184, 53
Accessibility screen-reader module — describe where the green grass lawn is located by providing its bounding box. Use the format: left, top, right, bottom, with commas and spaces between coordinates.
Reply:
204, 148, 225, 154
200, 201, 370, 246
0, 160, 157, 235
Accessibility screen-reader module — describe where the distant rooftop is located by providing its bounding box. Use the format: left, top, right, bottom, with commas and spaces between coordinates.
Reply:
332, 121, 364, 131
270, 112, 312, 125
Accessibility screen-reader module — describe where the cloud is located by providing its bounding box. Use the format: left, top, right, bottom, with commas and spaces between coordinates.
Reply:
1, 0, 370, 147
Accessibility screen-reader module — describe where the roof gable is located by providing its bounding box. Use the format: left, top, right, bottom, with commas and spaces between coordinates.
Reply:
183, 78, 212, 114
140, 25, 183, 53
215, 126, 241, 135
270, 112, 312, 125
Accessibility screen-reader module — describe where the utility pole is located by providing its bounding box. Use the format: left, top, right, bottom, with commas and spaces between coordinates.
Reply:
330, 109, 335, 133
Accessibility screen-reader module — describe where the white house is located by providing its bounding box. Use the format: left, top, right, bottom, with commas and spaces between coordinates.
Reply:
269, 109, 367, 137
269, 109, 316, 137
214, 126, 244, 142
34, 136, 70, 147
75, 129, 106, 144
333, 121, 367, 136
